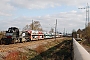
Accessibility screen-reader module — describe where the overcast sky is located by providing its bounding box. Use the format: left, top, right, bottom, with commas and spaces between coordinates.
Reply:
0, 0, 90, 33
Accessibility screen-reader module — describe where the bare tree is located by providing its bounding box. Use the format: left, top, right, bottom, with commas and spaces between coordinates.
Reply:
49, 28, 54, 33
81, 22, 90, 43
83, 26, 90, 43
22, 25, 29, 31
29, 21, 43, 31
23, 21, 43, 31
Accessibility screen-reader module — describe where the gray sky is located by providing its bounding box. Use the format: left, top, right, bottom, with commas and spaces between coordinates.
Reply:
0, 0, 90, 33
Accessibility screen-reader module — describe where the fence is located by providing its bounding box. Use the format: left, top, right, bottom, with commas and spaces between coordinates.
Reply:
73, 38, 90, 60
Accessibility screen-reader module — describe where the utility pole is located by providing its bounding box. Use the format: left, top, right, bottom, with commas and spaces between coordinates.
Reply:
78, 3, 90, 27
64, 28, 65, 35
55, 19, 57, 40
32, 20, 33, 30
87, 3, 89, 26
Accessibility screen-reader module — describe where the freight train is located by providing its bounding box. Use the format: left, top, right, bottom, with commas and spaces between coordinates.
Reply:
0, 27, 62, 44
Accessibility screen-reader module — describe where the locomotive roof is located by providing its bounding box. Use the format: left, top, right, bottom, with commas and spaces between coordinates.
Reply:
9, 27, 18, 29
8, 27, 19, 31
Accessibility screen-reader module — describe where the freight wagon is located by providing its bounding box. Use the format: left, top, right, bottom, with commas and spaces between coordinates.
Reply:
22, 30, 44, 41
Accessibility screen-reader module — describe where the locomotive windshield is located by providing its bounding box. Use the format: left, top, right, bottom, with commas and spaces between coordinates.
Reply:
6, 33, 13, 36
6, 27, 19, 37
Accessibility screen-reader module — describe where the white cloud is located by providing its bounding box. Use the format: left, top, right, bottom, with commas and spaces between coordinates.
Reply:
0, 12, 12, 16
0, 0, 15, 16
11, 0, 90, 9
0, 11, 85, 33
12, 0, 61, 9
0, 0, 88, 33
0, 0, 89, 16
0, 0, 15, 11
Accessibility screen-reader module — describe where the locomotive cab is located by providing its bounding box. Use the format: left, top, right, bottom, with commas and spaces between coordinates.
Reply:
5, 27, 19, 44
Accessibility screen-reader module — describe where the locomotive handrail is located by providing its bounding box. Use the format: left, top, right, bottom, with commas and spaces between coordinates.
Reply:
73, 38, 90, 60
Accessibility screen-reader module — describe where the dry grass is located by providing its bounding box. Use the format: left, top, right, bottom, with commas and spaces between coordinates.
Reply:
0, 38, 71, 60
5, 51, 27, 60
35, 45, 46, 54
30, 39, 72, 60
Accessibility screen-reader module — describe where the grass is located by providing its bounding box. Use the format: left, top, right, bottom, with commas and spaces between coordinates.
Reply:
29, 38, 72, 60
4, 38, 72, 60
